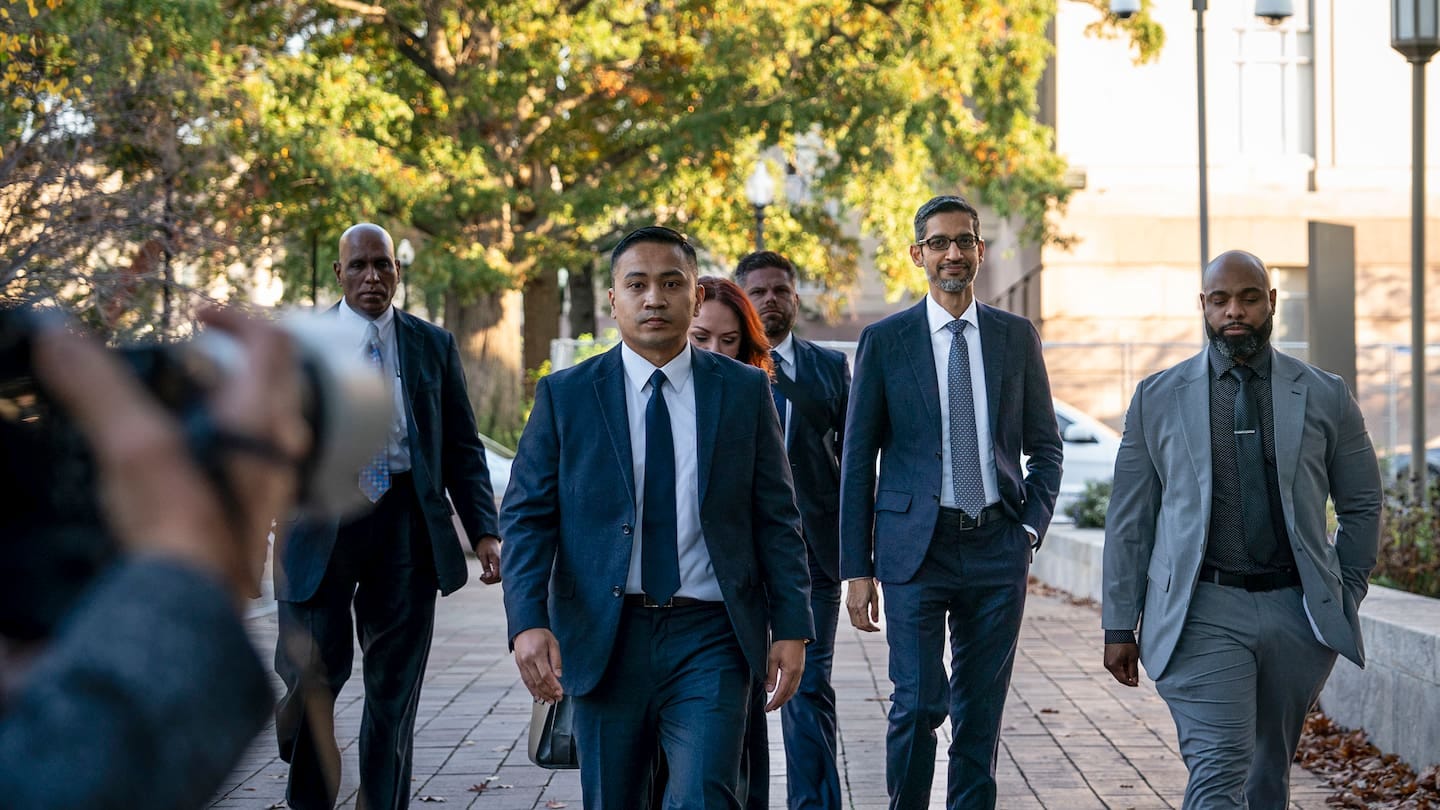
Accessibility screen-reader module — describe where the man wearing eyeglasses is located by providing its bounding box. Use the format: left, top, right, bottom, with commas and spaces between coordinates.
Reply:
840, 195, 1063, 809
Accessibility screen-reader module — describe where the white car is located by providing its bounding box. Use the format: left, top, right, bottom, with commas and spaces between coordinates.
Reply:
479, 433, 514, 508
1045, 399, 1122, 522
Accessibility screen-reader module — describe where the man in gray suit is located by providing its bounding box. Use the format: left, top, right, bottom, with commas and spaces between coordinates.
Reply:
1102, 250, 1382, 808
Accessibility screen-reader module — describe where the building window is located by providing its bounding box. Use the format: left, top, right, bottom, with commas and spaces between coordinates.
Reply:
1273, 265, 1308, 345
1233, 2, 1314, 159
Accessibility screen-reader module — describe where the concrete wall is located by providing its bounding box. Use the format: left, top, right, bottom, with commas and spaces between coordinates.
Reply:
1034, 526, 1440, 772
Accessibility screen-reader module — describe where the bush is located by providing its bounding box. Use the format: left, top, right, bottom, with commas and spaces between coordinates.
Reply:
1372, 476, 1440, 598
1065, 479, 1112, 529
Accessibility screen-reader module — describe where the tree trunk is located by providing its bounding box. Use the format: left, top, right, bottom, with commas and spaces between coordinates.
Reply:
522, 264, 562, 395
567, 259, 598, 339
444, 288, 525, 443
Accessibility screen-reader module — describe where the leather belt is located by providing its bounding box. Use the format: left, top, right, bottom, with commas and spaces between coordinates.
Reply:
623, 594, 720, 609
938, 503, 1007, 531
1198, 566, 1300, 592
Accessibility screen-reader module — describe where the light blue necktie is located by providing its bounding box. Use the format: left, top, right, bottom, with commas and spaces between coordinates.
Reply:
359, 322, 391, 502
946, 319, 986, 518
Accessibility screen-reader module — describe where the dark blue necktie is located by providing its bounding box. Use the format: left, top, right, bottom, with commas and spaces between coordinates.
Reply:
946, 319, 986, 518
642, 369, 680, 604
770, 351, 788, 428
1231, 365, 1278, 563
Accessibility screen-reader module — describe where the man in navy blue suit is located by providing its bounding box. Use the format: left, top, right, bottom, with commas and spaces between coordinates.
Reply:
738, 250, 850, 810
502, 226, 815, 809
840, 196, 1063, 810
273, 223, 502, 810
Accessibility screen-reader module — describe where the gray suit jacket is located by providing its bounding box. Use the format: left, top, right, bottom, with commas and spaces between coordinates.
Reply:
1102, 349, 1382, 678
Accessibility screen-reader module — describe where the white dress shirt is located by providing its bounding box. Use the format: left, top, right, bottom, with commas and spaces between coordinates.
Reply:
619, 343, 722, 601
338, 298, 411, 472
926, 295, 999, 509
770, 332, 796, 443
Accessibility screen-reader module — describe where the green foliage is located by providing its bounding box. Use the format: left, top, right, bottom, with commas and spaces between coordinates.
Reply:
1065, 478, 1112, 529
1372, 477, 1440, 599
236, 0, 1159, 308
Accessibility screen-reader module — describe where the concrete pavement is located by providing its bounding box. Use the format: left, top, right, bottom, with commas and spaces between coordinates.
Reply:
210, 559, 1333, 809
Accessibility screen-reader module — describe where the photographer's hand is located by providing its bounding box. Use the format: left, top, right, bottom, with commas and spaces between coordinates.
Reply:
32, 307, 310, 606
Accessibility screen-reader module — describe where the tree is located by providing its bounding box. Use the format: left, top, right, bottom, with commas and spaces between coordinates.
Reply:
236, 1, 1161, 438
1, 0, 261, 337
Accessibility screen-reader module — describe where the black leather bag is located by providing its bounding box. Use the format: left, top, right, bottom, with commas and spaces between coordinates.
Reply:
527, 695, 579, 769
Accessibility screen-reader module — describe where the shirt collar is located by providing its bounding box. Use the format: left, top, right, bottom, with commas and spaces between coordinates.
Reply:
1208, 341, 1273, 380
771, 333, 795, 369
926, 295, 979, 336
621, 342, 695, 396
338, 297, 395, 341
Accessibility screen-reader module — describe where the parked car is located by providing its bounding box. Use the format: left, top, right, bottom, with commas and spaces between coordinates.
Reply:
479, 433, 514, 507
1042, 399, 1122, 522
1382, 445, 1440, 481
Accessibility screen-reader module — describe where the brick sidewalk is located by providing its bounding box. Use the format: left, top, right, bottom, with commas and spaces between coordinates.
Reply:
211, 560, 1333, 809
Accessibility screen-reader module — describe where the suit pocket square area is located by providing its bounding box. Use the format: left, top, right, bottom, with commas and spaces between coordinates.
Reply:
528, 696, 579, 769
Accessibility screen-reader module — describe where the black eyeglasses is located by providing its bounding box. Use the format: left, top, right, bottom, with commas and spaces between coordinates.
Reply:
916, 234, 981, 252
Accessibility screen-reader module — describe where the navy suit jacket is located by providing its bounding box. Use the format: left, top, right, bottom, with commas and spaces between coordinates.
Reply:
782, 338, 851, 583
500, 345, 815, 697
275, 308, 499, 602
839, 300, 1063, 583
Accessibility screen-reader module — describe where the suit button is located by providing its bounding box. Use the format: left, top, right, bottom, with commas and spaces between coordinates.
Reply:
612, 586, 623, 597
933, 494, 940, 502
622, 524, 633, 535
935, 451, 942, 459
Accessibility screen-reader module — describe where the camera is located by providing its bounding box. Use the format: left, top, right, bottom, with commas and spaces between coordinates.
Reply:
0, 305, 391, 640
1109, 0, 1139, 20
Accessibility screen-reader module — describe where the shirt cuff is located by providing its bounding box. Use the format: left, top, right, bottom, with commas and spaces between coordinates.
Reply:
1104, 629, 1137, 645
1022, 524, 1039, 548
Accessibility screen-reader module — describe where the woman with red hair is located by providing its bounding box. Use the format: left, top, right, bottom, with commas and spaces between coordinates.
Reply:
689, 275, 774, 375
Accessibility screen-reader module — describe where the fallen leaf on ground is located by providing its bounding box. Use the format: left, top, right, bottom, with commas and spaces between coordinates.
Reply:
416, 796, 447, 803
546, 801, 568, 808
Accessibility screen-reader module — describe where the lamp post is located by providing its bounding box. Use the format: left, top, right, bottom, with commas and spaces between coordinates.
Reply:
396, 237, 415, 311
1111, 0, 1293, 275
745, 162, 775, 251
1393, 0, 1440, 501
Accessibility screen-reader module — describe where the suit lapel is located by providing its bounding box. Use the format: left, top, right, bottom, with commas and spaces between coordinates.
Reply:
1175, 352, 1214, 527
976, 303, 1008, 435
393, 311, 425, 455
899, 301, 941, 430
1270, 351, 1308, 516
593, 348, 636, 502
693, 350, 723, 503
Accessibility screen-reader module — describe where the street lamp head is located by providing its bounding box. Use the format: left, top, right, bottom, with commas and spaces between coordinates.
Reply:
1393, 0, 1440, 63
745, 162, 775, 209
1254, 0, 1293, 25
1108, 0, 1139, 20
396, 238, 416, 268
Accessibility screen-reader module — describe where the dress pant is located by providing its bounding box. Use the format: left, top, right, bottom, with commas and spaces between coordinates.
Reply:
275, 474, 438, 810
573, 602, 752, 809
780, 547, 843, 809
1155, 581, 1337, 809
881, 513, 1030, 810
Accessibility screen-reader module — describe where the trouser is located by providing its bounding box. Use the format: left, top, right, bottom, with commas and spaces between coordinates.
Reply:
275, 474, 438, 810
574, 602, 752, 809
881, 513, 1030, 810
1155, 581, 1337, 809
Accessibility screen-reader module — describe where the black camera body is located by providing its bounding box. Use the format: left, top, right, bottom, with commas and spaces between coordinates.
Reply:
0, 306, 390, 640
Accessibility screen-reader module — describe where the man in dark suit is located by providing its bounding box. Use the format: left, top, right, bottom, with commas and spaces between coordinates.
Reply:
274, 223, 501, 810
737, 250, 850, 810
840, 196, 1063, 810
1103, 250, 1381, 808
502, 226, 814, 809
